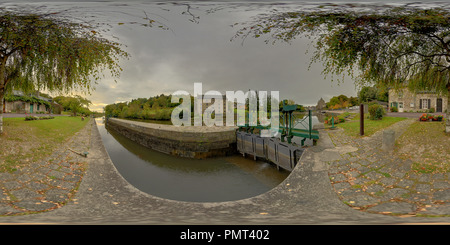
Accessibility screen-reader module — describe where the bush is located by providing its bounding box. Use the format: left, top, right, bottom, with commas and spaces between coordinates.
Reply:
25, 116, 55, 121
39, 116, 55, 120
25, 116, 39, 121
324, 116, 339, 125
390, 106, 398, 112
368, 104, 385, 120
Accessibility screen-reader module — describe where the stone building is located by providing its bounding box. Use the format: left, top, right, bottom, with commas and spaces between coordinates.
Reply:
316, 98, 326, 111
2, 90, 53, 114
388, 88, 448, 113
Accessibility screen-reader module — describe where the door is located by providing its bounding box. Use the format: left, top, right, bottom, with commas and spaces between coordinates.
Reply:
398, 102, 404, 112
30, 104, 33, 113
437, 98, 443, 113
390, 102, 398, 111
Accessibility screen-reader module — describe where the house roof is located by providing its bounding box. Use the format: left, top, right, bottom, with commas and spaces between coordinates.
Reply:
11, 90, 53, 102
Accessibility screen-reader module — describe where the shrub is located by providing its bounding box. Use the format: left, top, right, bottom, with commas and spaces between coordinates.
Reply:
25, 116, 39, 121
25, 116, 55, 121
368, 104, 385, 120
39, 116, 55, 120
390, 106, 398, 112
325, 116, 339, 125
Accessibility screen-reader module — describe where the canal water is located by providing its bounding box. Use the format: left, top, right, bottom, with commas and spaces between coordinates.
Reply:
95, 118, 289, 202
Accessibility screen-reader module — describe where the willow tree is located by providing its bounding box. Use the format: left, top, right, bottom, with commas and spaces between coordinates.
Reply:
0, 11, 128, 134
233, 6, 450, 132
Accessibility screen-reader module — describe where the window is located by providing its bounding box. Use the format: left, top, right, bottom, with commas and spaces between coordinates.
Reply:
420, 99, 430, 109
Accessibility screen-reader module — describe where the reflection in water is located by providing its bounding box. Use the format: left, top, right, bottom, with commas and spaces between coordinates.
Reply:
96, 118, 288, 202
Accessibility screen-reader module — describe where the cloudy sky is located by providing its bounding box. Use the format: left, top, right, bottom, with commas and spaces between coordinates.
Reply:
2, 0, 446, 111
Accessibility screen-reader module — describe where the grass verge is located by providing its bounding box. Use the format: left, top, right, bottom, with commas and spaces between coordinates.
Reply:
336, 116, 407, 137
0, 116, 90, 173
395, 120, 450, 174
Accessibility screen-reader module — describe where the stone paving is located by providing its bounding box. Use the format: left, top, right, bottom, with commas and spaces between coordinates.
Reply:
327, 118, 450, 216
0, 118, 92, 216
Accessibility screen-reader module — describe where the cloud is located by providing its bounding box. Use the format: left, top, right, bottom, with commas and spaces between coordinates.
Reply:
89, 2, 358, 109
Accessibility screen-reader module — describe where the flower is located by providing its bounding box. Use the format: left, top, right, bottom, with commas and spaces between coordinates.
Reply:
419, 113, 428, 121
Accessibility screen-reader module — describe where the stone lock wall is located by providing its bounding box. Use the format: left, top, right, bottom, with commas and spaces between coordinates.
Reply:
106, 118, 238, 159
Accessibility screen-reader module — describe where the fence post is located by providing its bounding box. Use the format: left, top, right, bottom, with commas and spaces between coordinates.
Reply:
308, 109, 312, 139
360, 104, 364, 136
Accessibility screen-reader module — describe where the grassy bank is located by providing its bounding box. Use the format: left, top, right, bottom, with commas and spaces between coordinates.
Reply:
335, 114, 407, 137
395, 121, 450, 174
0, 116, 89, 173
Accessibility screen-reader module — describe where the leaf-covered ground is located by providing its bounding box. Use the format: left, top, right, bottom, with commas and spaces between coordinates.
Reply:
395, 120, 450, 174
0, 116, 89, 173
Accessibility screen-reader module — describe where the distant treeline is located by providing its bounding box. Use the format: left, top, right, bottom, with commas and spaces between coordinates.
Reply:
104, 94, 185, 120
105, 93, 310, 121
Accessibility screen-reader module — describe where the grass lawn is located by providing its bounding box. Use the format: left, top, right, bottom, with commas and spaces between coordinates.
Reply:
334, 114, 407, 137
395, 120, 450, 174
0, 116, 89, 173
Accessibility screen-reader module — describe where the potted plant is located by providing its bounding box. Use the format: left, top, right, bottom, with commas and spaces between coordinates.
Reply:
428, 114, 434, 121
437, 115, 444, 121
419, 113, 428, 121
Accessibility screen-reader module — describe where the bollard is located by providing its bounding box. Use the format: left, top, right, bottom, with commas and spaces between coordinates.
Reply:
382, 130, 395, 151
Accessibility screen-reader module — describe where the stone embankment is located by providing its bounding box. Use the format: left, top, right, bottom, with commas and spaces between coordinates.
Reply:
106, 118, 238, 159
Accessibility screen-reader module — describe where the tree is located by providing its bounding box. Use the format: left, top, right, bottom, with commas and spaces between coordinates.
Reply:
0, 10, 128, 134
358, 86, 378, 103
359, 86, 389, 103
233, 5, 450, 131
53, 95, 91, 116
326, 94, 350, 109
349, 96, 359, 107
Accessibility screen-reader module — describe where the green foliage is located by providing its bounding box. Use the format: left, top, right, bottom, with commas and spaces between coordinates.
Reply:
359, 86, 389, 103
234, 6, 450, 95
326, 94, 358, 109
0, 116, 89, 172
104, 94, 179, 120
368, 104, 385, 120
25, 116, 54, 121
53, 95, 92, 116
324, 116, 340, 125
359, 86, 377, 103
4, 94, 50, 107
296, 104, 305, 112
0, 11, 128, 94
338, 116, 406, 136
0, 10, 128, 134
